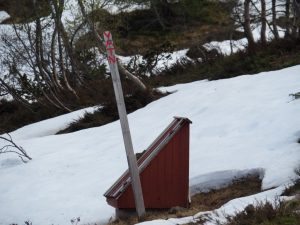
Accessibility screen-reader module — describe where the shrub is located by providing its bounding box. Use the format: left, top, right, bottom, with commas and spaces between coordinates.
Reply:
57, 89, 166, 134
0, 99, 64, 134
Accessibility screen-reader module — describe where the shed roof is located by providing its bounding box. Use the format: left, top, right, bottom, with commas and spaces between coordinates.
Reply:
104, 117, 192, 199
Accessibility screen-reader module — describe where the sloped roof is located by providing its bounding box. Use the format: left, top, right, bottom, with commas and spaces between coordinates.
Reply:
104, 117, 192, 199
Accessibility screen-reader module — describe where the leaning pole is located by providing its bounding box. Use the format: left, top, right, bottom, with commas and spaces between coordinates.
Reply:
103, 31, 146, 218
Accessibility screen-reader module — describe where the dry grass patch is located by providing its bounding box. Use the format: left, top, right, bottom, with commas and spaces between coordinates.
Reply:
224, 200, 300, 225
107, 175, 262, 225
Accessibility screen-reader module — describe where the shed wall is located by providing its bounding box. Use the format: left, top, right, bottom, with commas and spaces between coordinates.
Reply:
117, 122, 190, 209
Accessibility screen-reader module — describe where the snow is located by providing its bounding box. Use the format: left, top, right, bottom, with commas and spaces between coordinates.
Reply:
7, 106, 100, 140
189, 168, 264, 195
204, 25, 285, 55
104, 2, 149, 15
0, 11, 9, 23
1, 65, 300, 225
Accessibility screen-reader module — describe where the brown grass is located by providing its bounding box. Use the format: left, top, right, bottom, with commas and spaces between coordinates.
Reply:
224, 200, 300, 225
107, 175, 262, 225
282, 169, 300, 196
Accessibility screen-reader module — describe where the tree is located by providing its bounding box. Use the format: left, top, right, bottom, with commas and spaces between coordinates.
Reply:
149, 0, 173, 30
244, 0, 255, 51
0, 0, 110, 111
285, 0, 291, 37
0, 2, 76, 111
272, 0, 280, 40
292, 0, 300, 37
261, 0, 267, 45
0, 0, 149, 111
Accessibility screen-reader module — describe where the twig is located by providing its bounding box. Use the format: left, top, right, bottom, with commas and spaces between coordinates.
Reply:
0, 133, 32, 162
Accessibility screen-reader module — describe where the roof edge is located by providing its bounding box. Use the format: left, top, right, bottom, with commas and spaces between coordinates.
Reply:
174, 116, 192, 124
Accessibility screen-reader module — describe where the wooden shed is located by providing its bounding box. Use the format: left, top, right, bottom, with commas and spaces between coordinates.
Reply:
104, 117, 192, 210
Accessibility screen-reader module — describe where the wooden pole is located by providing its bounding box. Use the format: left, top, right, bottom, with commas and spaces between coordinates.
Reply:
103, 31, 146, 218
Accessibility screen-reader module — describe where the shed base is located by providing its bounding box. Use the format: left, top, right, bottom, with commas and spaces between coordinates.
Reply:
116, 208, 137, 219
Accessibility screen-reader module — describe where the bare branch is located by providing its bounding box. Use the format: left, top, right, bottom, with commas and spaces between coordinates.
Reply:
0, 133, 32, 163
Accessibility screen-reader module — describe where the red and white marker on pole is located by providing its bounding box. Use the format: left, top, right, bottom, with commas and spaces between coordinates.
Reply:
103, 31, 146, 218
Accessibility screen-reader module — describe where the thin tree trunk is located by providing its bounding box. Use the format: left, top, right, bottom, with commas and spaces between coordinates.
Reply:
50, 27, 63, 88
261, 0, 267, 45
272, 0, 280, 40
151, 2, 166, 30
285, 0, 291, 37
57, 28, 79, 98
292, 0, 298, 38
117, 61, 147, 90
244, 0, 255, 52
50, 0, 83, 86
292, 0, 300, 37
250, 0, 276, 37
35, 18, 53, 86
35, 19, 71, 111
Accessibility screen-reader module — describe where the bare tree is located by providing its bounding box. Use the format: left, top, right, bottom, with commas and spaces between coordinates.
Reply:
0, 20, 73, 112
0, 0, 105, 111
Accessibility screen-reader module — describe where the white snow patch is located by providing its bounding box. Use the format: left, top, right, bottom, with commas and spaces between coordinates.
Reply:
0, 11, 10, 23
105, 3, 149, 15
7, 106, 100, 140
204, 25, 285, 55
190, 168, 264, 195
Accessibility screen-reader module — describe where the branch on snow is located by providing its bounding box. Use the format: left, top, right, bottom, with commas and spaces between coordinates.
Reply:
0, 133, 32, 163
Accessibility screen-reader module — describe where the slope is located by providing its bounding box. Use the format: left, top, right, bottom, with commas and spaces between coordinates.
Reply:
0, 65, 300, 225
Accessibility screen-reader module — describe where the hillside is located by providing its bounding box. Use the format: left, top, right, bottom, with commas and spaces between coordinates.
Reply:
0, 65, 300, 225
1, 0, 300, 224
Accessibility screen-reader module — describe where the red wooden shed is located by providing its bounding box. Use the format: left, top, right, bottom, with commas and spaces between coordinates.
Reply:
104, 117, 192, 210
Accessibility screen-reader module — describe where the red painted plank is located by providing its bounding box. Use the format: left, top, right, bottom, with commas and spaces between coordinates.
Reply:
105, 118, 191, 209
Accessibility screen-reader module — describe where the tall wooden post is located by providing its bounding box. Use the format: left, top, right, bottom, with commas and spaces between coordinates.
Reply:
103, 31, 146, 218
